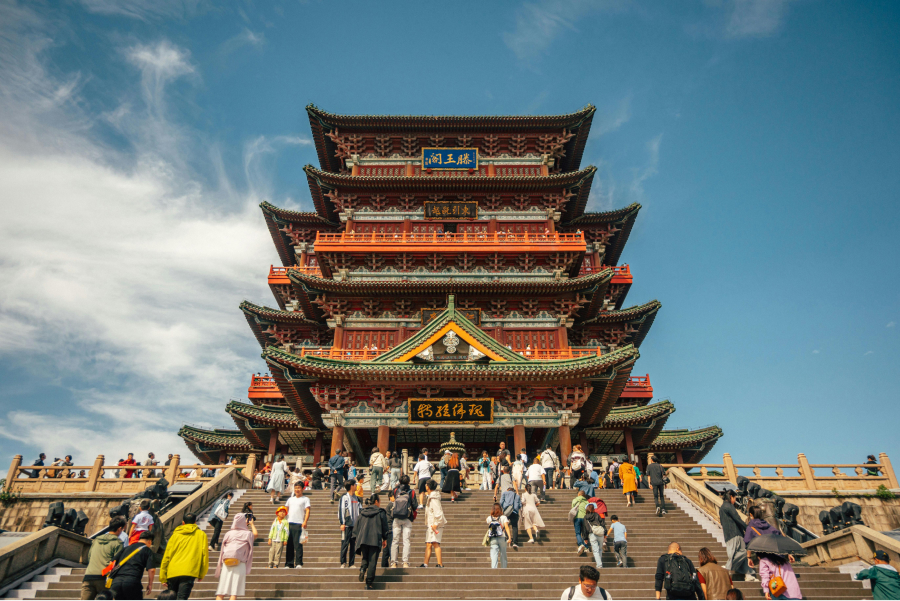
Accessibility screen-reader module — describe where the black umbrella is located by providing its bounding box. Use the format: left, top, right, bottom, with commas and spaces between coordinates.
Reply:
747, 533, 807, 556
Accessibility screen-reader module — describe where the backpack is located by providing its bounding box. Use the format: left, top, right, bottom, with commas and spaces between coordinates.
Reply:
487, 518, 506, 538
393, 489, 413, 520
567, 585, 607, 600
571, 457, 584, 471
664, 553, 694, 594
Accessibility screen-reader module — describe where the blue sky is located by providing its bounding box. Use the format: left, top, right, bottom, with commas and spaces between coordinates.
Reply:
0, 0, 898, 475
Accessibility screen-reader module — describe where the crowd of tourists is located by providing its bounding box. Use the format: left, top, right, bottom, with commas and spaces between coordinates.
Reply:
23, 452, 237, 480
74, 447, 900, 600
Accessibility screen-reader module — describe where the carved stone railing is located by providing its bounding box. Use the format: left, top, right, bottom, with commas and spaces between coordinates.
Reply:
0, 527, 91, 593
661, 452, 898, 492
803, 525, 900, 570
156, 467, 251, 539
4, 454, 256, 495
664, 466, 748, 524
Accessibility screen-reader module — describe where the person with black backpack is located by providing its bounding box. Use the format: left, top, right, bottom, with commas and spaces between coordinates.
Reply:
559, 565, 611, 600
655, 542, 705, 600
389, 475, 417, 568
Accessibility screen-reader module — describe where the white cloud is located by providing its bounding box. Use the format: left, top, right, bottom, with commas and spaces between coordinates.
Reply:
587, 133, 662, 212
726, 0, 793, 38
595, 95, 632, 136
78, 0, 203, 21
0, 10, 295, 465
887, 321, 896, 328
243, 135, 312, 200
219, 28, 266, 58
629, 134, 663, 199
864, 351, 874, 356
811, 350, 820, 354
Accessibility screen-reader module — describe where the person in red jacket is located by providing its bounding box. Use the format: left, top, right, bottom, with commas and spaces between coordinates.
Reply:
119, 453, 138, 479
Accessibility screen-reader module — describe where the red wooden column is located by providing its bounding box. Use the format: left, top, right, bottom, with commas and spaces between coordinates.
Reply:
513, 425, 526, 458
268, 429, 279, 459
558, 425, 572, 467
331, 425, 345, 457
579, 431, 590, 455
675, 450, 684, 464
624, 427, 635, 459
218, 451, 227, 465
377, 425, 390, 455
313, 432, 324, 464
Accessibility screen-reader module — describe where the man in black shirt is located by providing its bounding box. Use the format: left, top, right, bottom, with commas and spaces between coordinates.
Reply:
654, 542, 704, 600
646, 456, 667, 516
110, 530, 156, 599
29, 453, 46, 478
719, 490, 757, 581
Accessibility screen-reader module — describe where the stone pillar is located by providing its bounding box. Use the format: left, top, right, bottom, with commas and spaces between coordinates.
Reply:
268, 429, 279, 459
86, 455, 104, 491
675, 450, 684, 464
377, 425, 390, 455
798, 453, 816, 489
166, 455, 180, 484
513, 425, 526, 459
5, 455, 22, 491
558, 425, 572, 467
624, 428, 635, 460
331, 426, 345, 458
244, 453, 257, 479
313, 432, 324, 465
879, 453, 899, 489
401, 448, 409, 478
723, 453, 738, 484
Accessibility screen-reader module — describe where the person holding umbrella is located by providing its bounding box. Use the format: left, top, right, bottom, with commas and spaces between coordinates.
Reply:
743, 506, 781, 569
745, 527, 806, 600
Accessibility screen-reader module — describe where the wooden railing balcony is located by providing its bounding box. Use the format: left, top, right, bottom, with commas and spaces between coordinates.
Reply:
313, 230, 586, 252
625, 374, 651, 388
579, 263, 633, 282
249, 374, 278, 388
298, 346, 601, 361
268, 265, 323, 284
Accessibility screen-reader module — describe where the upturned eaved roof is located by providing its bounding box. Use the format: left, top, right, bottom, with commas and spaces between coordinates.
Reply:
563, 203, 641, 266
645, 426, 724, 464
598, 400, 675, 448
240, 301, 326, 348
226, 401, 305, 449
306, 104, 596, 175
178, 425, 262, 464
260, 201, 340, 267
304, 165, 596, 222
578, 300, 662, 348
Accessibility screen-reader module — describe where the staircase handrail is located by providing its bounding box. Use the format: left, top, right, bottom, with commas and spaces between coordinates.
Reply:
0, 527, 90, 594
665, 466, 749, 524
802, 524, 900, 570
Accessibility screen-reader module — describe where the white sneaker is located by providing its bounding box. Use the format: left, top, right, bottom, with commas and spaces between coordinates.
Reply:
746, 575, 759, 582
403, 562, 409, 568
578, 545, 586, 555
340, 563, 347, 568
295, 565, 302, 569
417, 505, 424, 509
390, 562, 397, 568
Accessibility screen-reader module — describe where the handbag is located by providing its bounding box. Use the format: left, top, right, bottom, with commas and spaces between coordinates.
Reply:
503, 504, 514, 517
768, 566, 787, 598
214, 500, 228, 521
482, 529, 491, 547
104, 547, 143, 588
567, 505, 578, 522
223, 558, 241, 567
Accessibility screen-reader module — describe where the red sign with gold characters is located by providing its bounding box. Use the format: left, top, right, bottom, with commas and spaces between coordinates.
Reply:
407, 398, 493, 424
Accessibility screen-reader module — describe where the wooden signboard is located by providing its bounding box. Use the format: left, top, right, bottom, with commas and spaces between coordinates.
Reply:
424, 200, 478, 219
408, 398, 494, 424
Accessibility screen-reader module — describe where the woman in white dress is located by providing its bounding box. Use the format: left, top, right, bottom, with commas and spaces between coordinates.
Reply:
512, 457, 525, 492
420, 480, 446, 568
520, 483, 546, 543
267, 454, 287, 504
215, 513, 257, 600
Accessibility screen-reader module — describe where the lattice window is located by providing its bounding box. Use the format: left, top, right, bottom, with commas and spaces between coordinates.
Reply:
354, 222, 403, 234
457, 223, 488, 233
343, 330, 397, 349
411, 223, 443, 234
498, 222, 546, 234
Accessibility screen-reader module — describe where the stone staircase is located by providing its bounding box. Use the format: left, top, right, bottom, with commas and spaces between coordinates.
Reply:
15, 487, 870, 599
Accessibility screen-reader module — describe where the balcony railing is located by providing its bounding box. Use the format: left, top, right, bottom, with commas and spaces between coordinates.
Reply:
298, 346, 601, 361
249, 375, 278, 388
268, 265, 324, 283
625, 374, 651, 389
579, 263, 633, 282
314, 231, 585, 246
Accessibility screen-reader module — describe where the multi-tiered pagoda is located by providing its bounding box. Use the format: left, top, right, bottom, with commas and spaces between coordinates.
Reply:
179, 105, 722, 469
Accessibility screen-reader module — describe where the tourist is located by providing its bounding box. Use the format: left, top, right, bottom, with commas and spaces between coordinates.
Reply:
719, 490, 757, 581
159, 512, 209, 600
559, 565, 610, 600
207, 492, 232, 552
348, 459, 357, 482
328, 448, 346, 503
420, 480, 446, 568
388, 450, 402, 490
866, 454, 880, 477
619, 459, 637, 507
120, 453, 138, 479
267, 507, 289, 568
109, 530, 156, 599
855, 550, 900, 600
607, 515, 628, 568
634, 462, 643, 489
353, 494, 390, 589
521, 483, 545, 543
479, 451, 493, 490
497, 441, 507, 459
486, 502, 513, 568
519, 448, 528, 463
499, 483, 522, 548
647, 456, 667, 516
260, 461, 271, 490
527, 456, 547, 500
725, 590, 744, 600
215, 514, 256, 601
541, 445, 558, 490
494, 465, 513, 501
439, 450, 451, 485
743, 506, 779, 569
308, 463, 323, 490
757, 552, 801, 600
571, 489, 589, 554
654, 542, 702, 600
512, 455, 525, 492
29, 453, 46, 478
240, 502, 255, 527
609, 458, 620, 489
339, 481, 360, 568
574, 471, 597, 499
569, 445, 588, 482
145, 453, 157, 478
441, 453, 462, 502
285, 482, 310, 569
390, 474, 416, 568
580, 502, 606, 569
80, 516, 125, 600
697, 547, 733, 600
128, 499, 154, 545
267, 454, 288, 504
157, 592, 177, 600
165, 454, 174, 466
413, 453, 433, 509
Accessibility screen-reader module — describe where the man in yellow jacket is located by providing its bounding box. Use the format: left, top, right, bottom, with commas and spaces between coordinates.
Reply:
159, 512, 209, 599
